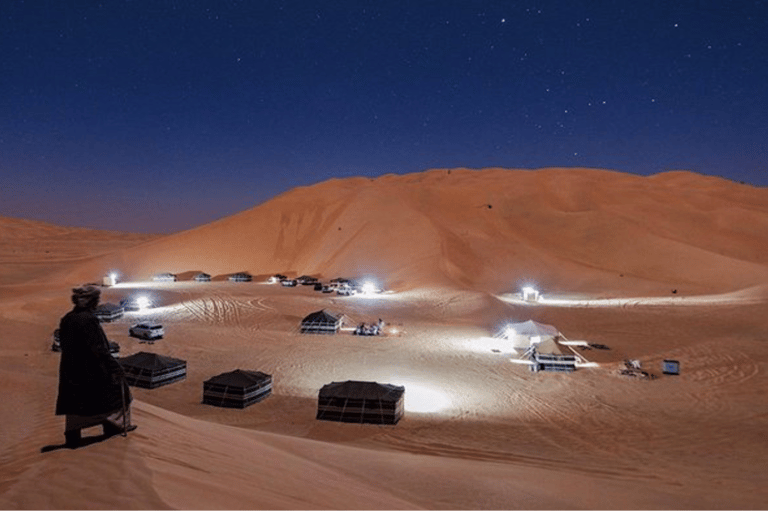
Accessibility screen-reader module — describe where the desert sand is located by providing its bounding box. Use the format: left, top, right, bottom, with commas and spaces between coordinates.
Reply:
1, 167, 767, 509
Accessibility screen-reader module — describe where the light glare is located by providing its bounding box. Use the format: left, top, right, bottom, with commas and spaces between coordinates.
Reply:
136, 296, 150, 311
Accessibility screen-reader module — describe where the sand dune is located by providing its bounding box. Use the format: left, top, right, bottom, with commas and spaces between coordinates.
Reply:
0, 216, 158, 285
62, 168, 768, 295
2, 168, 768, 509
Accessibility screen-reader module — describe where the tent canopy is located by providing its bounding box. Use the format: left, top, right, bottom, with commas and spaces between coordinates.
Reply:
504, 320, 559, 339
301, 310, 342, 334
205, 369, 271, 387
203, 369, 272, 408
317, 380, 405, 424
496, 320, 563, 354
119, 351, 187, 388
120, 351, 185, 370
319, 380, 404, 400
302, 310, 341, 324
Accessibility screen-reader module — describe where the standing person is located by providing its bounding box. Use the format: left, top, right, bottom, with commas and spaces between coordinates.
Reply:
56, 285, 136, 448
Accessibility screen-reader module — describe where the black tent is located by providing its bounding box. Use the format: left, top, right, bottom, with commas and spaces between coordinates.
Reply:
193, 272, 211, 282
301, 310, 342, 334
317, 380, 405, 425
94, 302, 124, 322
202, 369, 273, 408
229, 272, 252, 282
153, 273, 177, 282
119, 351, 187, 389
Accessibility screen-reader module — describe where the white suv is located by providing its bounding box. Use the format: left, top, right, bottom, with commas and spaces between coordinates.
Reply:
129, 323, 164, 342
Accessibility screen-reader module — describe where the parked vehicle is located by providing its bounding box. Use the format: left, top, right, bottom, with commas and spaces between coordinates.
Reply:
281, 279, 298, 287
129, 323, 164, 342
336, 284, 356, 296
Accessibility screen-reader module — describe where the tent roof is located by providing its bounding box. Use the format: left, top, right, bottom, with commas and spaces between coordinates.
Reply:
319, 380, 404, 400
302, 310, 341, 324
119, 351, 186, 369
204, 369, 271, 387
504, 319, 560, 338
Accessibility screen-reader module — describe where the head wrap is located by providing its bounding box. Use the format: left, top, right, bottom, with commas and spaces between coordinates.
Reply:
71, 285, 101, 309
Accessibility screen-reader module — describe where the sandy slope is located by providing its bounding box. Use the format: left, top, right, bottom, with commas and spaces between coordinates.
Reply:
61, 167, 768, 295
0, 216, 158, 285
2, 168, 768, 509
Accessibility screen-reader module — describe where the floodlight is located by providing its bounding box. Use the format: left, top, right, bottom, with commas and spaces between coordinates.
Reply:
110, 272, 118, 281
361, 281, 377, 295
504, 325, 516, 339
522, 286, 539, 302
136, 296, 150, 311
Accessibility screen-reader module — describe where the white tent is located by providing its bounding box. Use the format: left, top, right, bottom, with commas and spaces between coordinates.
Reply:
498, 320, 562, 354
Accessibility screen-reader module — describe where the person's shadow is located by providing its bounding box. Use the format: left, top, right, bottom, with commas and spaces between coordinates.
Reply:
40, 431, 123, 453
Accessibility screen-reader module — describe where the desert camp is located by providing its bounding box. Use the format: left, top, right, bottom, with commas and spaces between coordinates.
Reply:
2, 167, 768, 510
5, 0, 768, 506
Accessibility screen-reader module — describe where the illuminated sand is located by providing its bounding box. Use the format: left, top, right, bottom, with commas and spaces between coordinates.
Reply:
2, 168, 768, 509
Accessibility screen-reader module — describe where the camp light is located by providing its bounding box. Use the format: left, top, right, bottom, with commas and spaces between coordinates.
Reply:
522, 286, 539, 302
136, 296, 151, 311
361, 281, 378, 295
503, 325, 516, 339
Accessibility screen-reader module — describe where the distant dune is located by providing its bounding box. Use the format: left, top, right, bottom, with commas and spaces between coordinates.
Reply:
0, 216, 159, 285
61, 167, 768, 295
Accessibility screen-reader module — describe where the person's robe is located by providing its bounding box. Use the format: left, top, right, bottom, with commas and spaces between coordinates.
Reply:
55, 306, 131, 416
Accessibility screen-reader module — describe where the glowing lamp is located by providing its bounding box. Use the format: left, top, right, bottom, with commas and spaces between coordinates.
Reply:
136, 296, 150, 311
103, 272, 119, 287
361, 281, 378, 295
504, 325, 517, 339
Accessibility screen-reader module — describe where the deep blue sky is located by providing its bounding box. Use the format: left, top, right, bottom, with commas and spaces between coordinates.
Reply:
2, 1, 766, 233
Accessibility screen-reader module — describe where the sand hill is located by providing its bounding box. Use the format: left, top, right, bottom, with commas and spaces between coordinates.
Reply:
0, 216, 158, 285
63, 167, 768, 295
2, 167, 768, 509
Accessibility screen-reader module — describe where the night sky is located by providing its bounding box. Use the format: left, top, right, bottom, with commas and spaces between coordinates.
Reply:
2, 1, 767, 233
